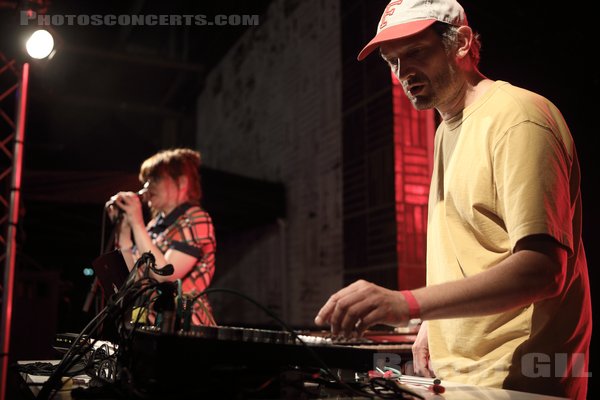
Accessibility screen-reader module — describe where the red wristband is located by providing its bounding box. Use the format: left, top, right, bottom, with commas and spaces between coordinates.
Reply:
400, 290, 420, 319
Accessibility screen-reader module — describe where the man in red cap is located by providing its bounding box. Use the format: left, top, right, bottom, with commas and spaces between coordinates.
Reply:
315, 1, 591, 398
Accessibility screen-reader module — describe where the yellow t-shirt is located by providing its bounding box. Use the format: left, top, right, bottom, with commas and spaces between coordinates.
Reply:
426, 81, 591, 399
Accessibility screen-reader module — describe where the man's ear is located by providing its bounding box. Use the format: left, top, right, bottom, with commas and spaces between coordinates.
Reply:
455, 25, 473, 60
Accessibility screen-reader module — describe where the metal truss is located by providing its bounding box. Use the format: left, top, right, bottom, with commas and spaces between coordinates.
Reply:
0, 52, 19, 269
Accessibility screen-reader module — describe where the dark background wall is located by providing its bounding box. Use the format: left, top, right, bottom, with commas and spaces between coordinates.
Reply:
195, 0, 344, 327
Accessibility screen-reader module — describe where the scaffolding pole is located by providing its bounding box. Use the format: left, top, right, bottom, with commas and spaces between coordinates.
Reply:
0, 60, 29, 400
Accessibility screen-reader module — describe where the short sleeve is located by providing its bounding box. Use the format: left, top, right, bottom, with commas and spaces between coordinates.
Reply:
169, 209, 215, 259
493, 122, 573, 253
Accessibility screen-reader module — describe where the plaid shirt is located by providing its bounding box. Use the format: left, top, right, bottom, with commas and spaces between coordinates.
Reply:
144, 202, 216, 325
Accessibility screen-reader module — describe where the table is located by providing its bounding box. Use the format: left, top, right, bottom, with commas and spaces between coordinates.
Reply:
16, 361, 568, 400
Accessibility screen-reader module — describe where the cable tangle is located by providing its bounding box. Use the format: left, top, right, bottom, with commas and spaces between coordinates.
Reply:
29, 266, 419, 399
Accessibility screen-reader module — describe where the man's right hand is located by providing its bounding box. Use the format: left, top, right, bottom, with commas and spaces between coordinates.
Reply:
314, 279, 411, 337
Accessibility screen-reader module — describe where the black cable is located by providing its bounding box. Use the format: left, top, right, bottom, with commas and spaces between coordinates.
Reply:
15, 362, 56, 376
38, 272, 161, 400
72, 281, 161, 400
38, 308, 110, 399
47, 311, 121, 399
84, 343, 117, 384
52, 283, 159, 399
118, 281, 161, 355
191, 287, 377, 399
39, 203, 160, 399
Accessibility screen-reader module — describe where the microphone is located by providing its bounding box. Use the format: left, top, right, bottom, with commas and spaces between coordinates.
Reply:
105, 182, 149, 209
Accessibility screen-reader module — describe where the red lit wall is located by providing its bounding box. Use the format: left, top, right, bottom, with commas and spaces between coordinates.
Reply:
391, 73, 435, 290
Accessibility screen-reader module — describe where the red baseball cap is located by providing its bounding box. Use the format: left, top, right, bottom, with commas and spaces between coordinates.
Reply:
358, 0, 468, 61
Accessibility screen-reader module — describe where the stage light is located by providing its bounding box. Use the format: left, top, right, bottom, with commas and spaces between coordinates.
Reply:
25, 29, 55, 59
